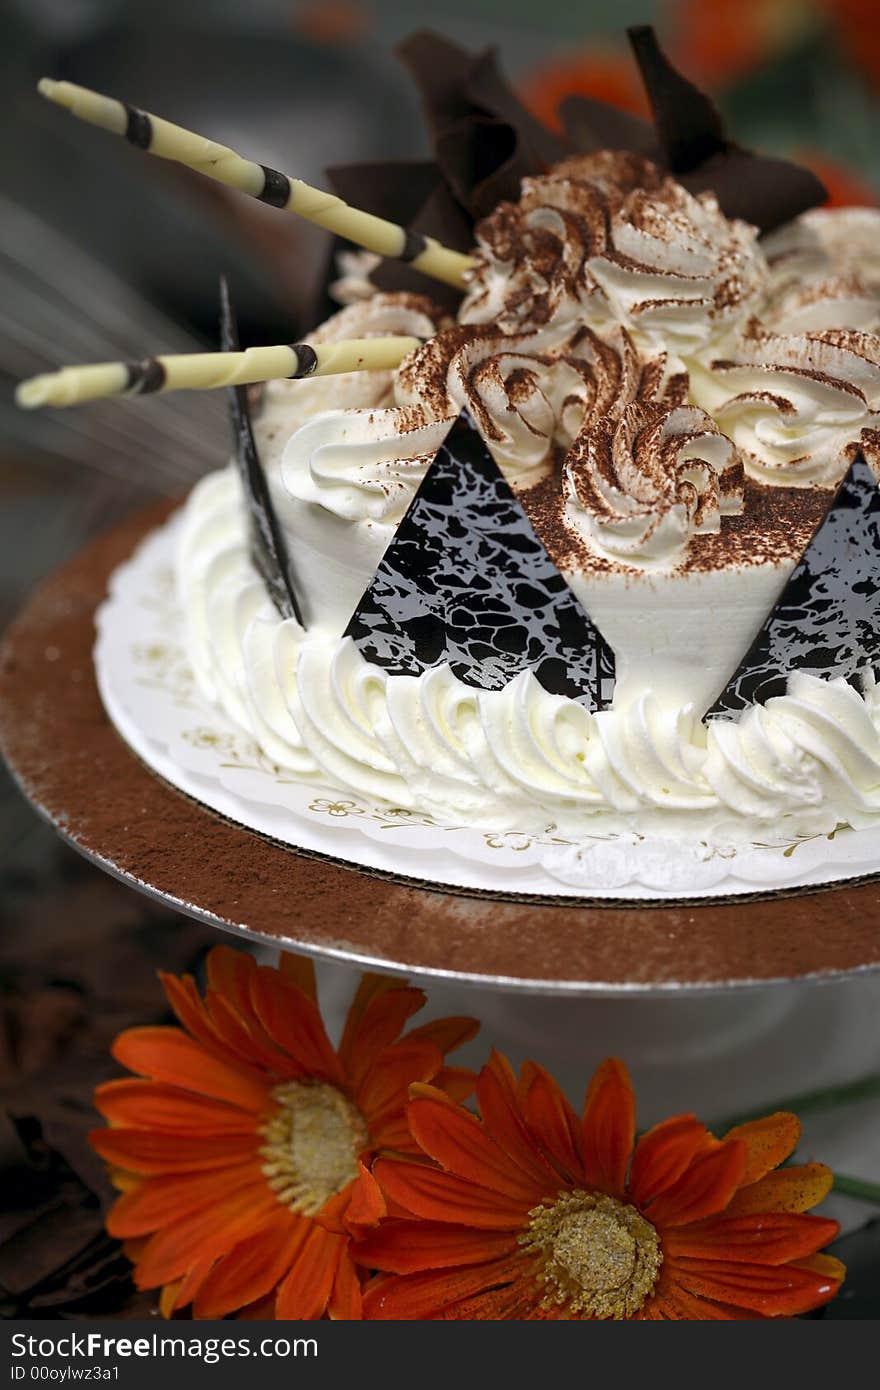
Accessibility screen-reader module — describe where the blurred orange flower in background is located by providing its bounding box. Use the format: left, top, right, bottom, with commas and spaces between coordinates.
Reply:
90, 947, 476, 1319
358, 1053, 844, 1319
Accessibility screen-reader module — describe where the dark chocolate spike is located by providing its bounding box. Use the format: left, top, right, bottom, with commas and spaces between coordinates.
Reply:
124, 356, 165, 394
627, 24, 725, 173
345, 412, 615, 708
621, 24, 826, 231
709, 453, 880, 716
257, 165, 292, 209
123, 104, 152, 149
218, 276, 305, 626
678, 150, 828, 236
396, 29, 566, 220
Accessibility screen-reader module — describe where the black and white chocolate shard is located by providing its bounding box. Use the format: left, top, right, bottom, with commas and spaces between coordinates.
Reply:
710, 453, 880, 716
344, 412, 615, 707
218, 277, 305, 626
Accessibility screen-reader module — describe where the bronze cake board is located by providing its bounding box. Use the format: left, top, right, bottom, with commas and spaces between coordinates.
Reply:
1, 500, 879, 996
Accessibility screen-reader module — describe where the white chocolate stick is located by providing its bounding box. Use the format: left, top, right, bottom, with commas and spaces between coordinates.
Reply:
38, 78, 475, 290
16, 336, 421, 409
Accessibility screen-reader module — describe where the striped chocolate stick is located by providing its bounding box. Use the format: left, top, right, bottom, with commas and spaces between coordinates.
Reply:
37, 78, 475, 290
16, 335, 422, 409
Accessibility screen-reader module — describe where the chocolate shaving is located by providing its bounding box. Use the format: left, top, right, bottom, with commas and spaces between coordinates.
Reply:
624, 25, 827, 232
218, 276, 305, 625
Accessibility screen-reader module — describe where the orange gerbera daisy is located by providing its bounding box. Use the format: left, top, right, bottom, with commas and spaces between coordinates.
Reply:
90, 946, 477, 1320
358, 1053, 844, 1320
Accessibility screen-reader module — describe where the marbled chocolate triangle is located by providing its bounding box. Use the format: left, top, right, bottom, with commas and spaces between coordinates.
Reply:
710, 453, 880, 716
344, 413, 615, 707
218, 277, 304, 626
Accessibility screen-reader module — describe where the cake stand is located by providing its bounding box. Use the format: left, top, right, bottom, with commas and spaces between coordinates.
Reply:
2, 501, 880, 1139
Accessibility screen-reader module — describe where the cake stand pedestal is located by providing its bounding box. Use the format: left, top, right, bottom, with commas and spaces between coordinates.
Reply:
1, 502, 879, 1220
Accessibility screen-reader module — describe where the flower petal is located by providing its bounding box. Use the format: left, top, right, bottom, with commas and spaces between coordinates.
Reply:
90, 1127, 259, 1175
192, 1215, 306, 1318
646, 1140, 747, 1227
278, 951, 318, 1001
581, 1058, 636, 1197
275, 1225, 344, 1320
328, 1250, 363, 1320
404, 1016, 480, 1056
629, 1116, 713, 1207
665, 1212, 840, 1266
431, 1066, 477, 1103
407, 1087, 547, 1204
133, 1187, 279, 1288
248, 968, 343, 1083
475, 1054, 561, 1190
722, 1112, 801, 1185
372, 1158, 528, 1230
338, 975, 408, 1071
724, 1164, 834, 1217
106, 1162, 265, 1237
519, 1061, 583, 1184
356, 1220, 518, 1274
356, 1039, 443, 1120
344, 1164, 386, 1235
648, 1282, 758, 1320
362, 1253, 529, 1320
342, 988, 427, 1089
94, 1079, 257, 1134
671, 1255, 843, 1316
112, 1028, 269, 1112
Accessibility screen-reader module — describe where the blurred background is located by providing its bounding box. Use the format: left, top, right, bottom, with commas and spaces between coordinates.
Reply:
1, 0, 879, 1317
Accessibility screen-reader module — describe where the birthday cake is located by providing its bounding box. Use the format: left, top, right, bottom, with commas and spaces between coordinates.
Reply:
27, 29, 880, 848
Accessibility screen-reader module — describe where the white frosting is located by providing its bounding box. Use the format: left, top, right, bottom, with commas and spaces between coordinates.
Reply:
170, 188, 880, 843
563, 402, 743, 564
175, 469, 880, 840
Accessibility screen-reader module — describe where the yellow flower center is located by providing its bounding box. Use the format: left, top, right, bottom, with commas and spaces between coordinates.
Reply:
521, 1190, 662, 1318
260, 1081, 368, 1217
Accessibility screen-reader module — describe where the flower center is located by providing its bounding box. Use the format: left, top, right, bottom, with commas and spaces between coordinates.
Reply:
260, 1081, 368, 1217
521, 1190, 662, 1318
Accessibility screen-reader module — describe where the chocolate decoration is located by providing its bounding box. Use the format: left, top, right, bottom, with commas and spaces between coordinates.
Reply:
123, 104, 151, 150
318, 23, 827, 305
710, 453, 880, 716
218, 277, 304, 626
257, 165, 292, 209
289, 342, 317, 378
624, 25, 827, 232
558, 94, 656, 159
627, 24, 726, 173
125, 356, 165, 394
399, 229, 429, 262
345, 412, 614, 706
324, 160, 470, 315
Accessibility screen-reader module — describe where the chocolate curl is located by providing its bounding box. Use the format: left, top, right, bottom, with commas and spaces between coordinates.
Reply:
219, 277, 305, 626
625, 25, 827, 232
397, 30, 566, 219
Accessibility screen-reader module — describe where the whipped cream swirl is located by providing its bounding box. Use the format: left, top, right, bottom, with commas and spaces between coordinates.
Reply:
460, 153, 767, 354
564, 402, 744, 564
693, 325, 880, 485
175, 470, 880, 840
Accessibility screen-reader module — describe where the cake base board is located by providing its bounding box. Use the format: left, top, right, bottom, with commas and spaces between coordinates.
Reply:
2, 499, 879, 996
